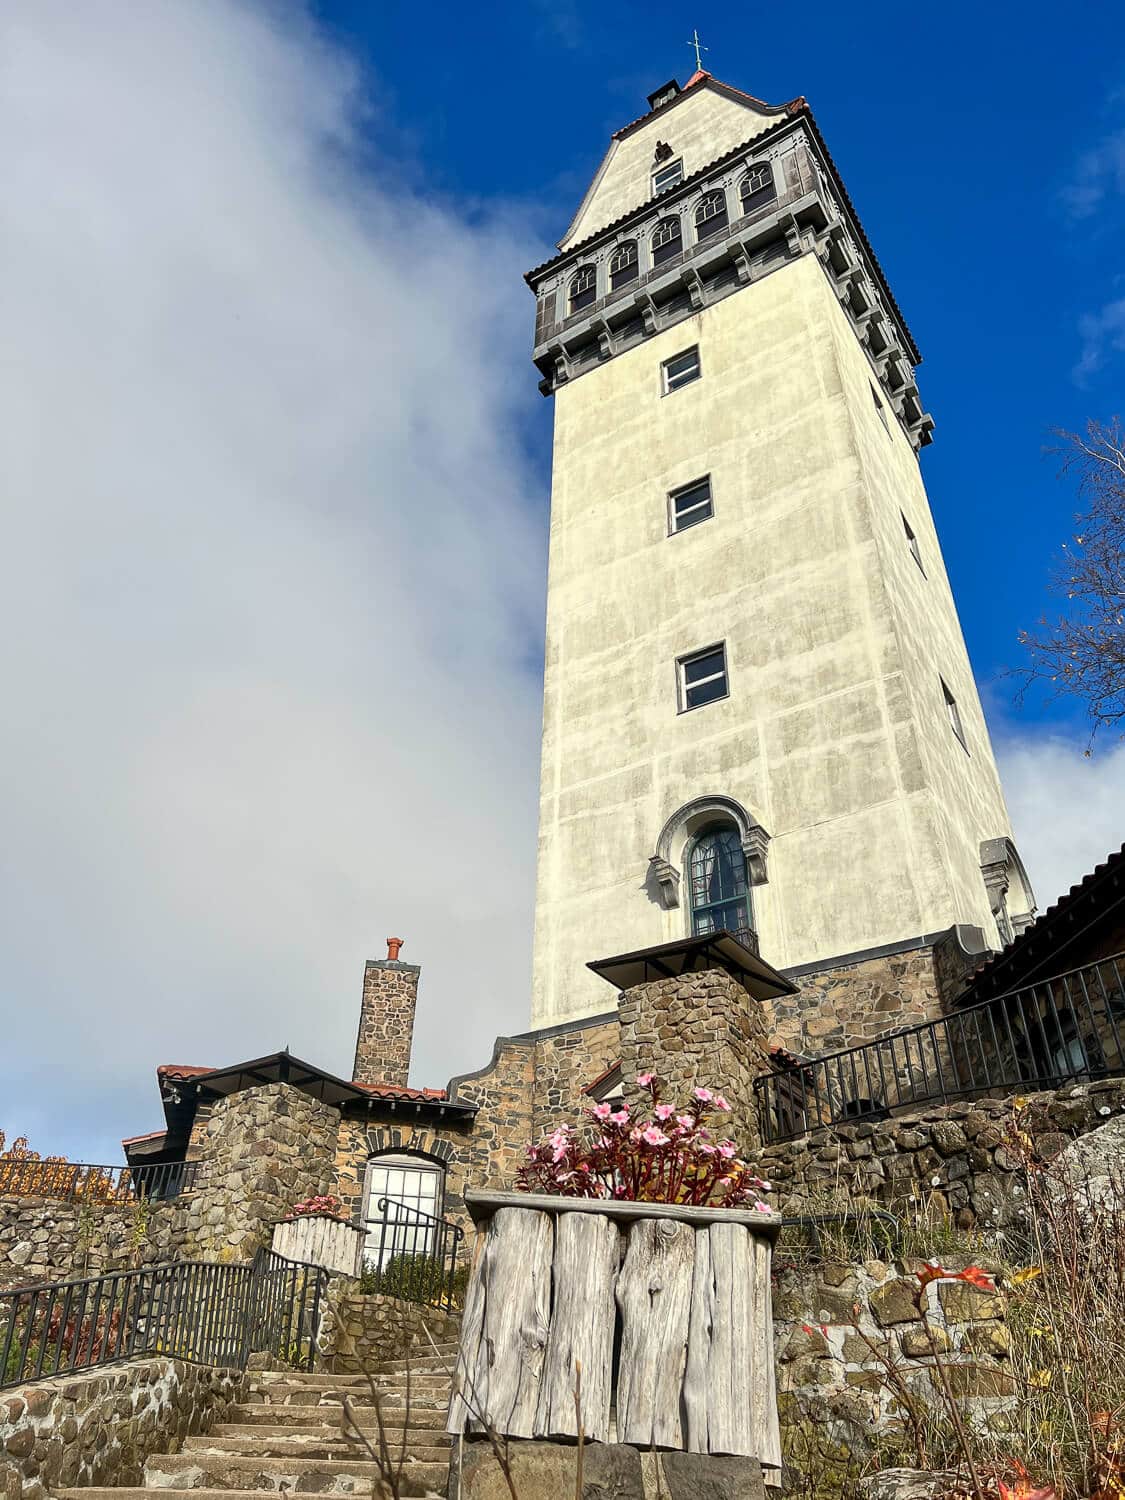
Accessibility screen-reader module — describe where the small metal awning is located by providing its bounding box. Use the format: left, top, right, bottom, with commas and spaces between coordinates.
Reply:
587, 930, 797, 1000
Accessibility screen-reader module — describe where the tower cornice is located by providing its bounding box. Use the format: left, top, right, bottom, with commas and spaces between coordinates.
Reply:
526, 110, 932, 450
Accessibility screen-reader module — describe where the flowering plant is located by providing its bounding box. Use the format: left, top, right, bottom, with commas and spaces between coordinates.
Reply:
516, 1074, 771, 1209
285, 1193, 347, 1222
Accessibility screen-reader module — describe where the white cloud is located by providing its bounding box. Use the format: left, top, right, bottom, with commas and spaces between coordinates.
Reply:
997, 735, 1125, 913
1062, 128, 1125, 219
0, 1, 549, 1159
1074, 296, 1125, 383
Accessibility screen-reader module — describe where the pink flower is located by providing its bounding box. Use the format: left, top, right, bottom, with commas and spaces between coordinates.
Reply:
654, 1102, 675, 1120
694, 1087, 713, 1103
677, 1114, 695, 1129
642, 1126, 670, 1147
592, 1103, 612, 1120
717, 1141, 737, 1159
713, 1094, 731, 1111
610, 1108, 630, 1125
753, 1200, 771, 1214
636, 1071, 655, 1088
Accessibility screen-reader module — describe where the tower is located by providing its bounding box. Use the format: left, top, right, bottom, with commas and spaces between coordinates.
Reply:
526, 71, 1034, 1031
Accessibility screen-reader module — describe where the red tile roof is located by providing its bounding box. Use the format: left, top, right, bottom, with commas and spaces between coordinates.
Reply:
353, 1082, 448, 1102
120, 1129, 167, 1147
157, 1064, 214, 1080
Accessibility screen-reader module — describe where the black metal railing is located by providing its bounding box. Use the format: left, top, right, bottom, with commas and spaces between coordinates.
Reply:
0, 1247, 326, 1392
0, 1159, 200, 1204
361, 1197, 465, 1311
756, 952, 1125, 1143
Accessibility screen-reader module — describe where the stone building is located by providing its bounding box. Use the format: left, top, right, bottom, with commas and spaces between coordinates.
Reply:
524, 68, 1036, 1032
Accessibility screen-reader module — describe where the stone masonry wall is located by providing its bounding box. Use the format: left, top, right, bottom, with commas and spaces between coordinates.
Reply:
189, 1083, 339, 1260
774, 1257, 1015, 1459
351, 959, 419, 1090
0, 1198, 193, 1289
757, 1077, 1125, 1229
619, 968, 771, 1153
0, 1357, 243, 1500
319, 1289, 461, 1374
767, 944, 946, 1060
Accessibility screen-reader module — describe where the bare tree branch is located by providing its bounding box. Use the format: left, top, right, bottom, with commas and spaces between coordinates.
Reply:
1011, 419, 1125, 745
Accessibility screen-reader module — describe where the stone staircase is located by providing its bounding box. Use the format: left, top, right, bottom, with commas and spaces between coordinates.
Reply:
59, 1344, 460, 1500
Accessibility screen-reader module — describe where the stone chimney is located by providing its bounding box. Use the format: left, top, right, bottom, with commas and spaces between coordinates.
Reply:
617, 966, 772, 1154
352, 938, 419, 1090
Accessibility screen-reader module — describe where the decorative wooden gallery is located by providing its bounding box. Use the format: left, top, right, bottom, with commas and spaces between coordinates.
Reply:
446, 1189, 782, 1478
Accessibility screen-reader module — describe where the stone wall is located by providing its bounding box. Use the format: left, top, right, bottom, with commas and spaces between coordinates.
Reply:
757, 1077, 1125, 1229
0, 1357, 243, 1500
619, 968, 771, 1152
767, 942, 947, 1060
188, 1083, 339, 1260
319, 1288, 461, 1375
0, 1198, 194, 1289
774, 1257, 1014, 1458
351, 958, 419, 1089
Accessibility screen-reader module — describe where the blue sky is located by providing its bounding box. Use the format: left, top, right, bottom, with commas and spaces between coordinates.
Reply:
315, 0, 1125, 720
1, 0, 1124, 1163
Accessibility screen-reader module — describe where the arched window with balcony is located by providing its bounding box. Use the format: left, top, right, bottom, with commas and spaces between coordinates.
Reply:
651, 216, 683, 267
568, 264, 597, 315
609, 240, 639, 291
739, 163, 776, 216
687, 823, 751, 940
694, 189, 729, 242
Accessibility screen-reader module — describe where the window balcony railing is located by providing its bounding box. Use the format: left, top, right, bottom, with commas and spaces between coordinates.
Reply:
0, 1158, 200, 1204
755, 952, 1125, 1143
361, 1196, 465, 1311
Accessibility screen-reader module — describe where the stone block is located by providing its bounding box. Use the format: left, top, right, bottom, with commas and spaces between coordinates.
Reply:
960, 1323, 1010, 1358
900, 1325, 949, 1358
944, 1364, 1019, 1397
661, 1452, 766, 1499
870, 1279, 921, 1326
938, 1282, 1005, 1324
460, 1438, 645, 1498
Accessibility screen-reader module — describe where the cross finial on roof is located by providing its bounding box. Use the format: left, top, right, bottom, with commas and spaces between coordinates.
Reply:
686, 28, 708, 72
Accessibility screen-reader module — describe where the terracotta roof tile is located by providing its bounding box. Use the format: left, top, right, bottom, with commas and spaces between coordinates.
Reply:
120, 1129, 167, 1147
157, 1064, 214, 1080
352, 1081, 448, 1102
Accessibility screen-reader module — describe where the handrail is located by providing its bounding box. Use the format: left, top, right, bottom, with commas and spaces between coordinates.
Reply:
0, 1247, 327, 1392
361, 1196, 465, 1311
0, 1158, 200, 1204
756, 951, 1125, 1143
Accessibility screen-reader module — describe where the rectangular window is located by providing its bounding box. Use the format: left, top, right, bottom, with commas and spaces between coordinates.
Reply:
662, 345, 700, 394
679, 643, 728, 711
669, 476, 713, 533
902, 512, 924, 574
871, 382, 889, 433
941, 678, 967, 750
652, 158, 683, 195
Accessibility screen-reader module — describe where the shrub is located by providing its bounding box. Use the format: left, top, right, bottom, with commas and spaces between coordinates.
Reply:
360, 1253, 469, 1308
516, 1073, 771, 1208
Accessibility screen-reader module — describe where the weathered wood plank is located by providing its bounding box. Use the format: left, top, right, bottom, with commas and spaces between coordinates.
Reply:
749, 1230, 782, 1482
683, 1224, 714, 1453
616, 1217, 694, 1448
446, 1228, 488, 1436
706, 1223, 755, 1456
534, 1211, 619, 1442
465, 1188, 780, 1236
464, 1206, 553, 1439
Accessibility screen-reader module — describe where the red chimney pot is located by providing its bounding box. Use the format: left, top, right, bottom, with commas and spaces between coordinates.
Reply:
386, 937, 404, 961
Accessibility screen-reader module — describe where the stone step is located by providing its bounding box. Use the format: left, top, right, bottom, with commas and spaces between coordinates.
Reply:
365, 1359, 457, 1376
182, 1433, 451, 1464
212, 1414, 450, 1438
230, 1399, 451, 1426
250, 1375, 453, 1401
140, 1451, 448, 1492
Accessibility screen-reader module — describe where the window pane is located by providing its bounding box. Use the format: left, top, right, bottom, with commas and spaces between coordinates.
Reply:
672, 478, 712, 530
653, 159, 683, 193
663, 348, 700, 391
683, 648, 724, 686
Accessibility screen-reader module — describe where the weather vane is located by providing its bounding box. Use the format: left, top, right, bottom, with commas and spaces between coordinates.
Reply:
686, 28, 709, 71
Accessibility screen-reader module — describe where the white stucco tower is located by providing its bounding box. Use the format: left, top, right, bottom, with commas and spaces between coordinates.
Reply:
526, 71, 1034, 1030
